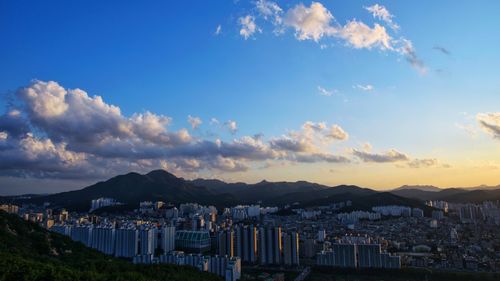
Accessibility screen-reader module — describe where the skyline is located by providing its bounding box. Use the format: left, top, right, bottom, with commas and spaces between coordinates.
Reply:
1, 0, 500, 195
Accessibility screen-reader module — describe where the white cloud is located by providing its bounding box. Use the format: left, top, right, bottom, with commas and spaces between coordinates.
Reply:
364, 4, 400, 31
0, 131, 8, 141
256, 0, 283, 25
210, 117, 220, 125
477, 112, 500, 139
317, 86, 336, 96
225, 120, 238, 134
239, 15, 260, 39
187, 115, 202, 129
215, 24, 222, 35
284, 2, 335, 42
242, 1, 425, 72
271, 121, 348, 153
354, 84, 374, 91
338, 21, 392, 50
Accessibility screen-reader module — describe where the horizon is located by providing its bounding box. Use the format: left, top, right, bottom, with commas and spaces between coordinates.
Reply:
1, 0, 500, 195
1, 168, 498, 196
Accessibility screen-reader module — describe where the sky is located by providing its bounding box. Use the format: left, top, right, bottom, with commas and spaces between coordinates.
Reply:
0, 0, 499, 195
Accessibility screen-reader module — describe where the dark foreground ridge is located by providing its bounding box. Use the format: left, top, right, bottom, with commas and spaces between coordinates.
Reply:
0, 210, 221, 281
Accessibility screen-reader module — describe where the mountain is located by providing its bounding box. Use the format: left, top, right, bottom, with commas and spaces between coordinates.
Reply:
0, 210, 221, 281
9, 167, 438, 211
394, 185, 442, 192
23, 170, 236, 211
391, 187, 500, 203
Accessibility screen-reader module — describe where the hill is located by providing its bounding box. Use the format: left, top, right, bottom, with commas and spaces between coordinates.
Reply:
391, 188, 500, 203
0, 210, 221, 281
23, 170, 236, 211
12, 170, 436, 211
394, 185, 442, 192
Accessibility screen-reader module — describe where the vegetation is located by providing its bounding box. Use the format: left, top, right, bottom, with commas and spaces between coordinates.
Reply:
0, 211, 221, 281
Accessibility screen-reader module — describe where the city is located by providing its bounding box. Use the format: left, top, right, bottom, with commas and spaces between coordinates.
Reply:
1, 0, 500, 280
2, 179, 499, 280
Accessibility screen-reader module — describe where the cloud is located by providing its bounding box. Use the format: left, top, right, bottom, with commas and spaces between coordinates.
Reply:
338, 21, 392, 50
455, 123, 477, 138
293, 152, 349, 163
241, 1, 425, 72
187, 115, 202, 129
354, 84, 374, 91
364, 4, 399, 31
397, 38, 427, 74
433, 45, 450, 55
317, 86, 336, 96
215, 24, 222, 35
256, 0, 283, 26
224, 120, 238, 134
406, 158, 438, 168
239, 15, 260, 39
477, 112, 500, 139
0, 80, 361, 182
210, 118, 220, 125
284, 2, 335, 42
270, 121, 348, 153
352, 148, 409, 163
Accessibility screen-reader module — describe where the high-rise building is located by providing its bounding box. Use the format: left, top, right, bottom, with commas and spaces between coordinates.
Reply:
258, 226, 282, 265
115, 227, 139, 258
283, 232, 299, 266
139, 226, 156, 255
432, 210, 444, 220
234, 225, 257, 263
91, 225, 115, 255
317, 229, 326, 242
331, 244, 356, 268
357, 244, 382, 268
71, 225, 93, 247
161, 225, 176, 254
217, 229, 234, 257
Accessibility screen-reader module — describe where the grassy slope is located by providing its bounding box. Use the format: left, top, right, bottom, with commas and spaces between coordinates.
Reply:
0, 211, 221, 281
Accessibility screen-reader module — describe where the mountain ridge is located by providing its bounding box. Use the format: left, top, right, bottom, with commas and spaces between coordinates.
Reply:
3, 170, 499, 211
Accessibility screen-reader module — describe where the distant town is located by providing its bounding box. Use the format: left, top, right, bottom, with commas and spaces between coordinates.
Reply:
2, 191, 499, 281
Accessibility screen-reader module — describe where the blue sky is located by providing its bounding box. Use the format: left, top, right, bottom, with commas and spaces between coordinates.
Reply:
0, 1, 499, 195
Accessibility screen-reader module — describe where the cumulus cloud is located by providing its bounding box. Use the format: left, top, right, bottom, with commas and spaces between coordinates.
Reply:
352, 148, 409, 163
188, 115, 202, 129
271, 121, 348, 153
364, 4, 399, 31
241, 1, 425, 72
0, 80, 355, 181
477, 112, 500, 139
256, 0, 283, 26
239, 15, 260, 39
284, 2, 335, 41
225, 120, 238, 134
338, 21, 392, 50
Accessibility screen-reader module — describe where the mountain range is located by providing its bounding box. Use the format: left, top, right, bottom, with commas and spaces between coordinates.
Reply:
2, 170, 499, 212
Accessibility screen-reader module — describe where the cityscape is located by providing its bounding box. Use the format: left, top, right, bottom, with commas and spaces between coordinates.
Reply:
1, 171, 500, 280
1, 0, 500, 281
